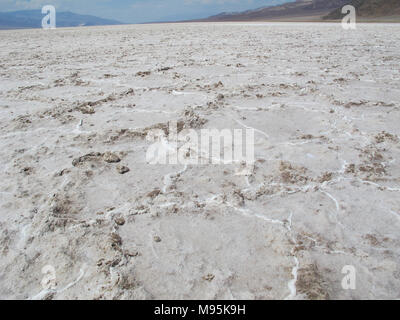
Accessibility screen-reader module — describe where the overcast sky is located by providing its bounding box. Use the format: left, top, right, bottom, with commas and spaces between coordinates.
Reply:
0, 0, 291, 23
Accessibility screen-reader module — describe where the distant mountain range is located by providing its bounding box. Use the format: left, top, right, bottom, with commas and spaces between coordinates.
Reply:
0, 10, 123, 29
193, 0, 400, 22
1, 1, 398, 29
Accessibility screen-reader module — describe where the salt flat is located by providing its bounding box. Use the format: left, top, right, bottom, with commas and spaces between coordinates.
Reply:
0, 22, 399, 300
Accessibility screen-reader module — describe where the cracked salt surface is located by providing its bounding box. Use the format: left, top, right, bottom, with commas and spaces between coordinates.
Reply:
0, 22, 399, 300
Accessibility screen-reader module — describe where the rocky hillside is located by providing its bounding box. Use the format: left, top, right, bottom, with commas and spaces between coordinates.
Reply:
198, 0, 350, 21
324, 0, 400, 19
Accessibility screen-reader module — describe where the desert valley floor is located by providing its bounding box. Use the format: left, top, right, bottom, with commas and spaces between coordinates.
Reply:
0, 22, 399, 299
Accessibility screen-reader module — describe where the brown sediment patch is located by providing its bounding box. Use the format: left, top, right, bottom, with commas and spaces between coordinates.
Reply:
363, 234, 392, 248
75, 89, 134, 114
375, 131, 399, 144
106, 108, 207, 143
72, 151, 122, 167
344, 100, 367, 108
296, 263, 330, 300
345, 145, 390, 180
72, 152, 103, 167
279, 161, 310, 184
319, 172, 333, 183
147, 188, 161, 199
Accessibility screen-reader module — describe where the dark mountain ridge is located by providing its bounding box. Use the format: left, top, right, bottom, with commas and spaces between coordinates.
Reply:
324, 0, 400, 20
194, 0, 400, 22
196, 0, 350, 21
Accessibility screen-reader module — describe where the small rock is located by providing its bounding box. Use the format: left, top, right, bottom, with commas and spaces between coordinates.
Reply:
43, 292, 56, 300
147, 188, 161, 198
79, 105, 95, 114
153, 236, 162, 243
114, 217, 125, 226
103, 152, 121, 163
116, 165, 130, 174
111, 258, 121, 267
124, 250, 139, 257
72, 152, 102, 167
203, 274, 215, 282
97, 259, 104, 266
58, 168, 70, 176
110, 233, 122, 247
22, 167, 33, 175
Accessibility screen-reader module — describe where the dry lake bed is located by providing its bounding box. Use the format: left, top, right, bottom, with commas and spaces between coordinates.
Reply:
0, 22, 399, 300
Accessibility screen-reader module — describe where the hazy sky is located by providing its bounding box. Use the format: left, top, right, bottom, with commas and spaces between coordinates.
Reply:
0, 0, 291, 23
